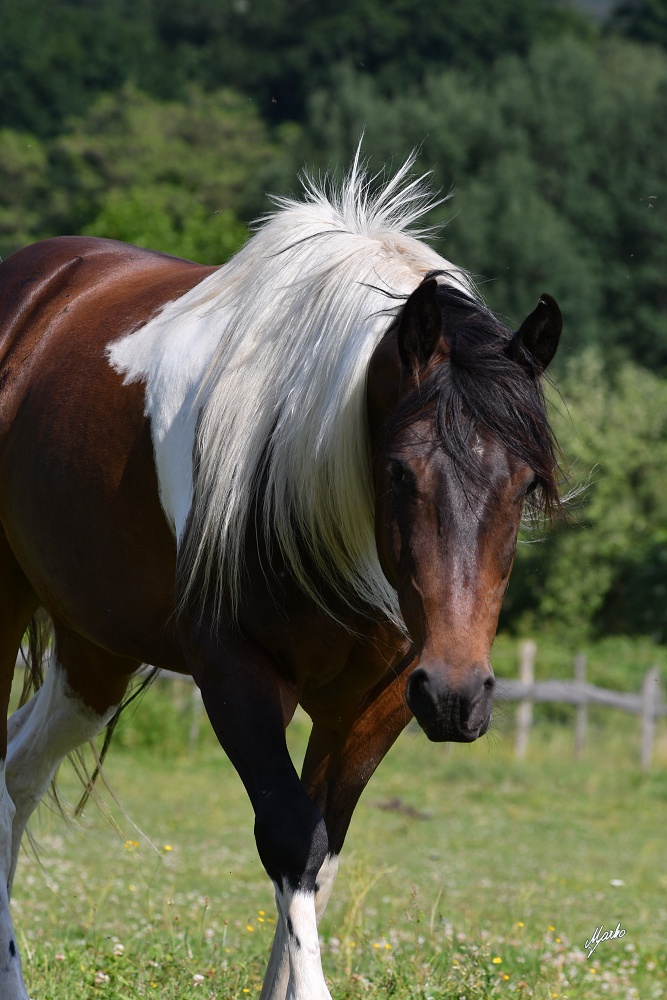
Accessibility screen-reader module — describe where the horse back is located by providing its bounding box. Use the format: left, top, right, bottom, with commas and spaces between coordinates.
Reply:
0, 236, 215, 370
0, 236, 217, 667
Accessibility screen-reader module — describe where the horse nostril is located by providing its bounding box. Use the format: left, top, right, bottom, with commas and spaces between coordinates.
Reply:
483, 674, 496, 693
409, 667, 427, 693
406, 667, 436, 719
407, 667, 425, 699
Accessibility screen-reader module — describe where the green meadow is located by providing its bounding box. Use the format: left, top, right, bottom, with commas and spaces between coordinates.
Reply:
11, 669, 667, 1000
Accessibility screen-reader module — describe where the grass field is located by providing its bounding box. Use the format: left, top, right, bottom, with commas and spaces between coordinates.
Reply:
11, 676, 667, 1000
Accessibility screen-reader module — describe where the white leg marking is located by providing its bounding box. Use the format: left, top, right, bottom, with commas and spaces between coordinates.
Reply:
6, 660, 117, 891
259, 887, 290, 1000
278, 885, 331, 1000
5, 698, 36, 746
314, 853, 339, 922
0, 760, 28, 999
260, 855, 339, 1000
0, 661, 117, 999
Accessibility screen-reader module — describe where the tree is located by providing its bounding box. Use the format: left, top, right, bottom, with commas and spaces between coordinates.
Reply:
82, 186, 246, 264
503, 351, 667, 642
0, 130, 51, 259
0, 0, 596, 137
45, 85, 293, 261
299, 36, 667, 372
0, 0, 161, 136
53, 84, 279, 218
611, 0, 667, 47
0, 84, 293, 262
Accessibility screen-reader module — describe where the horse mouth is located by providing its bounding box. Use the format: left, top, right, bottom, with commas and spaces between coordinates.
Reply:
418, 710, 492, 744
406, 666, 494, 743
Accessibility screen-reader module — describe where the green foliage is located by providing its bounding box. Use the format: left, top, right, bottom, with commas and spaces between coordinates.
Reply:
611, 0, 667, 46
0, 0, 163, 137
109, 677, 217, 755
82, 186, 247, 263
53, 84, 278, 249
54, 85, 274, 216
0, 0, 594, 137
504, 352, 667, 641
0, 84, 282, 262
0, 129, 52, 259
301, 36, 667, 372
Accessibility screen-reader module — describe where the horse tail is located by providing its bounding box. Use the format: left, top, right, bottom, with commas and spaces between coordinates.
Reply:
74, 666, 159, 816
18, 608, 52, 708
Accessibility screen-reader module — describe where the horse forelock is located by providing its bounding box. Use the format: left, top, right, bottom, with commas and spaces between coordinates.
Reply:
390, 286, 562, 520
177, 158, 475, 627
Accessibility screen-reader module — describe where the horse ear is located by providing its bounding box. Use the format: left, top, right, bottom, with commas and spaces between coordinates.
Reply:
397, 277, 447, 373
508, 294, 562, 372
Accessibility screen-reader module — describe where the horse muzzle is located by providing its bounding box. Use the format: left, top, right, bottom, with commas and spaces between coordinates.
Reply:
406, 662, 495, 742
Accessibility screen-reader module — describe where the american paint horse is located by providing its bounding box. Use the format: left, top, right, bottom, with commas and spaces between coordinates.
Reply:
0, 159, 561, 999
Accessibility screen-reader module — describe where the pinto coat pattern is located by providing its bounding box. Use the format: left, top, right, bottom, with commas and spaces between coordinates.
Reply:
0, 156, 561, 1000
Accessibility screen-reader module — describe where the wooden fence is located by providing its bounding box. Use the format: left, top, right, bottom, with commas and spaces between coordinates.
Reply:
495, 640, 664, 771
15, 642, 665, 770
163, 645, 664, 770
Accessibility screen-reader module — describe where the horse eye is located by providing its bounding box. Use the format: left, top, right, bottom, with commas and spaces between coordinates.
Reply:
387, 460, 410, 486
523, 477, 538, 497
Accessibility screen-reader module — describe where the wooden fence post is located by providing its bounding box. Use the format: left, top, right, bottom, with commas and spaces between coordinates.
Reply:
573, 652, 587, 759
641, 665, 660, 773
515, 640, 536, 760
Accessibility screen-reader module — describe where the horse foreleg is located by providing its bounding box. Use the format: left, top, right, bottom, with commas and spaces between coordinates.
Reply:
0, 760, 25, 999
260, 892, 290, 1000
179, 615, 333, 1000
260, 851, 340, 1000
292, 654, 414, 984
261, 853, 339, 1000
259, 657, 414, 1000
306, 654, 414, 858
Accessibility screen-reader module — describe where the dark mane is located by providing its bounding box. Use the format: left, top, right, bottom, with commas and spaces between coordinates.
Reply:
391, 284, 562, 517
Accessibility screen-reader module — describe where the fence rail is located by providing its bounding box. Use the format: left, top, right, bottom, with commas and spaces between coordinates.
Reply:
495, 640, 663, 771
15, 644, 664, 770
496, 677, 666, 715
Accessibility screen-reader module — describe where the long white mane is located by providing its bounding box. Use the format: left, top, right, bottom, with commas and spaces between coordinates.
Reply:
113, 153, 476, 628
184, 153, 477, 627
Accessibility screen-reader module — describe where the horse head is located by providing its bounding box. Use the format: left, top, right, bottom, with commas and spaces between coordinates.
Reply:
368, 276, 561, 742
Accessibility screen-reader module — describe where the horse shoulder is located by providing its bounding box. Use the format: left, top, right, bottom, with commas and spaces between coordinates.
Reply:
0, 237, 219, 666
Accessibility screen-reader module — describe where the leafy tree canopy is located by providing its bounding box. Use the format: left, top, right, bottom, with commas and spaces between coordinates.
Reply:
0, 85, 292, 262
610, 0, 667, 47
300, 37, 667, 372
0, 0, 162, 136
53, 84, 280, 222
504, 352, 667, 642
0, 129, 51, 259
0, 0, 595, 136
